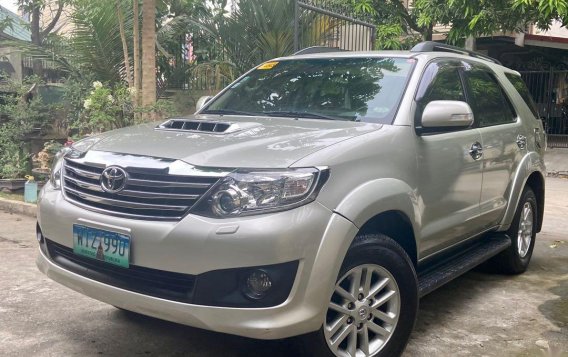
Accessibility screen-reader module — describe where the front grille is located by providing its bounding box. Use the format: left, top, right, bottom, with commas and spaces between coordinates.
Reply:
44, 239, 196, 303
62, 158, 220, 220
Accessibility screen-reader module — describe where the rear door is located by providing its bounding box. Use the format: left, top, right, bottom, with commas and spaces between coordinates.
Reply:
461, 62, 525, 229
414, 59, 484, 257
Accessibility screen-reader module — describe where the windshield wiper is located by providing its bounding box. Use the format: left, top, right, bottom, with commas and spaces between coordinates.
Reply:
200, 109, 257, 116
262, 111, 345, 121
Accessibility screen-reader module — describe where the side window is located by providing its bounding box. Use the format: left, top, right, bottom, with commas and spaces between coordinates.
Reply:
464, 67, 516, 127
418, 62, 465, 105
505, 73, 540, 118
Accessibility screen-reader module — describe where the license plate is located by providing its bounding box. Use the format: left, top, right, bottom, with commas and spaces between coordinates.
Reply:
73, 224, 130, 268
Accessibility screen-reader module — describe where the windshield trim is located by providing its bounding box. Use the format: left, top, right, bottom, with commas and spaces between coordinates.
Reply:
198, 56, 417, 125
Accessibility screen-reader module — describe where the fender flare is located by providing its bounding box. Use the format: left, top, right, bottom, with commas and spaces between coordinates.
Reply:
332, 178, 421, 245
498, 151, 546, 231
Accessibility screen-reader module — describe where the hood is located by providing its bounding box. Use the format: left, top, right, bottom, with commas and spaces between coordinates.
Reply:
89, 115, 382, 168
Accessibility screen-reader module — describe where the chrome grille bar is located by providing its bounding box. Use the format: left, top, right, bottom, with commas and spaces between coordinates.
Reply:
63, 175, 103, 192
64, 186, 188, 211
126, 178, 211, 188
118, 189, 200, 200
64, 165, 101, 180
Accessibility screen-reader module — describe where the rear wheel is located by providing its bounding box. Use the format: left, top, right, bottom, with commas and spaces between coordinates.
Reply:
487, 187, 537, 274
302, 234, 418, 357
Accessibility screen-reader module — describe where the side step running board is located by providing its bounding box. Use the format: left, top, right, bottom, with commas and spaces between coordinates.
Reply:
418, 234, 511, 298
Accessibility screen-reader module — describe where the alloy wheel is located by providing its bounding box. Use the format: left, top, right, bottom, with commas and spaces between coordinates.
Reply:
324, 264, 401, 357
517, 202, 534, 258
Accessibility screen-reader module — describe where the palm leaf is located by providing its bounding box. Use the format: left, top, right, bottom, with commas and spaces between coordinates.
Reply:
70, 0, 134, 83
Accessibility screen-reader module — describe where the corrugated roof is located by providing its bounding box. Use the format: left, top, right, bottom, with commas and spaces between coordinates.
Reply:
0, 5, 31, 42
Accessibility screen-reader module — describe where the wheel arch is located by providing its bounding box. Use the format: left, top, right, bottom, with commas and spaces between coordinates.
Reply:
525, 171, 545, 233
499, 152, 546, 232
332, 178, 420, 267
357, 211, 418, 267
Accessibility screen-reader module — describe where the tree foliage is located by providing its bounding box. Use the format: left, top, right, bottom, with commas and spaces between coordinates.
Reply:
344, 0, 429, 49
348, 0, 568, 46
415, 0, 537, 43
70, 0, 133, 83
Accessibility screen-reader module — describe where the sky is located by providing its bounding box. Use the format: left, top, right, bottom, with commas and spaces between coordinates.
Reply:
0, 0, 19, 14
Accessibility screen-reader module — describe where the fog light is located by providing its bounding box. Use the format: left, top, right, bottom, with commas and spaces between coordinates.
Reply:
244, 270, 273, 299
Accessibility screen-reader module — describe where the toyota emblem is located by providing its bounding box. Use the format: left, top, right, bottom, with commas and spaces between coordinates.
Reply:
100, 166, 127, 193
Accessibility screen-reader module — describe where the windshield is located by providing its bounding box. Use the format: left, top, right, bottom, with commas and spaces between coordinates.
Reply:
202, 57, 415, 124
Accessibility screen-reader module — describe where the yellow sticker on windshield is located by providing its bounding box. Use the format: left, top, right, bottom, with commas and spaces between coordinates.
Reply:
258, 61, 279, 70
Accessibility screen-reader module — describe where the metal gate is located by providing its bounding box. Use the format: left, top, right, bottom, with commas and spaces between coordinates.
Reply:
520, 70, 568, 148
293, 0, 376, 52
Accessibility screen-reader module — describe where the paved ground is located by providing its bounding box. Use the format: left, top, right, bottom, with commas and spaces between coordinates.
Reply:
545, 148, 568, 175
1, 179, 567, 357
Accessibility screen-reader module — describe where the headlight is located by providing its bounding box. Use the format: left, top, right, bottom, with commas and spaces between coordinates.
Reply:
69, 136, 102, 153
193, 167, 329, 218
49, 150, 67, 189
49, 136, 102, 189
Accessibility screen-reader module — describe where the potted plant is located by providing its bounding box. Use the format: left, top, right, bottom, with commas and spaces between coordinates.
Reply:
0, 149, 29, 192
32, 140, 64, 187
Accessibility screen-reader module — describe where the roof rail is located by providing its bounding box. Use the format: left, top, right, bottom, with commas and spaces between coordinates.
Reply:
410, 41, 502, 65
293, 46, 346, 56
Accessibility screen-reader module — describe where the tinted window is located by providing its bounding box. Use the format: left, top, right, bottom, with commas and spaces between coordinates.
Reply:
204, 57, 415, 124
464, 68, 516, 127
505, 73, 539, 118
419, 62, 465, 104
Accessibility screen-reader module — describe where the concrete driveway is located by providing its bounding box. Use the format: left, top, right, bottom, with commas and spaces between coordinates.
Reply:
1, 179, 567, 356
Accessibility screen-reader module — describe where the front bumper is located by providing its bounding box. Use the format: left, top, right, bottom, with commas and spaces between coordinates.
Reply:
36, 185, 359, 339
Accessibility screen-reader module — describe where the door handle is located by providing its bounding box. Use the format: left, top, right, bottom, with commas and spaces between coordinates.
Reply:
516, 134, 527, 149
534, 129, 542, 149
469, 142, 483, 160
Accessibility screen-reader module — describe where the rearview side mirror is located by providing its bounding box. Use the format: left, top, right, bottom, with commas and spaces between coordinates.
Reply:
421, 100, 474, 130
196, 96, 213, 112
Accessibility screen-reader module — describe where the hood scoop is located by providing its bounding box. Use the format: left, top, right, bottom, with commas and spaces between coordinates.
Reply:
156, 119, 264, 135
157, 119, 232, 133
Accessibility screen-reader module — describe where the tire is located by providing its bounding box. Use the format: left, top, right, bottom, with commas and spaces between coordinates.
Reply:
487, 187, 538, 274
300, 234, 418, 357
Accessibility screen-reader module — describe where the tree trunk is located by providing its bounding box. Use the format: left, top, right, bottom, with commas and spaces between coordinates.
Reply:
29, 0, 64, 78
133, 0, 141, 106
117, 1, 133, 87
423, 24, 433, 41
141, 0, 156, 108
30, 4, 42, 77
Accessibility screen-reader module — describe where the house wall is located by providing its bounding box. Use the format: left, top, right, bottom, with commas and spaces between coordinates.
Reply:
0, 47, 23, 82
531, 21, 568, 38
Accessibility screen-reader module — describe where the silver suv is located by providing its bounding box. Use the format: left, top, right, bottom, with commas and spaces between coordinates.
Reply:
36, 42, 546, 357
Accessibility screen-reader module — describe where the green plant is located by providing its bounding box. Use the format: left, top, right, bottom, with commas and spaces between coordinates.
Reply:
0, 149, 29, 179
134, 99, 179, 123
61, 72, 96, 135
78, 81, 134, 133
0, 74, 51, 179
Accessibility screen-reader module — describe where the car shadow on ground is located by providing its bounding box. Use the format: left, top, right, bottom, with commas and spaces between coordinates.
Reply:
103, 308, 301, 356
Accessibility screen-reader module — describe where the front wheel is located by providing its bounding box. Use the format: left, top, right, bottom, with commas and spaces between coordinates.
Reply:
302, 234, 418, 357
